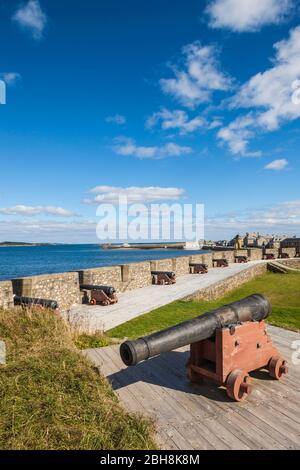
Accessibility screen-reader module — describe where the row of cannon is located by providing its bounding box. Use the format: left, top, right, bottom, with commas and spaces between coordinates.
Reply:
11, 257, 243, 309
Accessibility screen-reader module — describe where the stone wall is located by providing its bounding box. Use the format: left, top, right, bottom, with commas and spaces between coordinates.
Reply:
278, 259, 300, 269
78, 266, 122, 291
120, 262, 152, 292
280, 248, 296, 258
0, 281, 14, 309
150, 258, 173, 272
212, 250, 235, 264
189, 252, 213, 268
248, 248, 263, 261
263, 248, 279, 258
189, 253, 204, 264
12, 272, 81, 312
149, 257, 190, 276
201, 253, 213, 268
234, 249, 248, 258
172, 256, 190, 276
183, 263, 267, 302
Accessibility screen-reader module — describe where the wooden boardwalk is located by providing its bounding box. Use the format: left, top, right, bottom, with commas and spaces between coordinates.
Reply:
84, 325, 300, 450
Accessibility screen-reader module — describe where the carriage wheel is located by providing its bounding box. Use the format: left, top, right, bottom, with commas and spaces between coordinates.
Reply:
268, 356, 288, 380
226, 369, 252, 401
89, 299, 97, 305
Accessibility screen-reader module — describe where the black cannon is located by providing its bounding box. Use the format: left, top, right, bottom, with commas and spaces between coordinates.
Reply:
213, 258, 229, 268
189, 263, 208, 274
235, 255, 248, 264
14, 296, 58, 310
80, 284, 118, 306
120, 295, 288, 401
264, 253, 275, 260
151, 271, 176, 285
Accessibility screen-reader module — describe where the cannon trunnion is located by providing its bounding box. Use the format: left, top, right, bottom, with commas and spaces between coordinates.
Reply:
120, 295, 288, 401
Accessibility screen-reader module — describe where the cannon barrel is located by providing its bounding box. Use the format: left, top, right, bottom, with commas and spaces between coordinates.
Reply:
14, 296, 58, 310
189, 263, 208, 267
80, 284, 116, 295
120, 294, 271, 366
151, 271, 176, 277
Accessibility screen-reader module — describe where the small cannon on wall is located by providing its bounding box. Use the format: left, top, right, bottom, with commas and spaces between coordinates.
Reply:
189, 263, 208, 274
235, 255, 248, 264
279, 250, 290, 259
151, 271, 176, 285
213, 258, 229, 268
120, 295, 288, 401
14, 296, 59, 310
264, 253, 275, 260
80, 284, 118, 306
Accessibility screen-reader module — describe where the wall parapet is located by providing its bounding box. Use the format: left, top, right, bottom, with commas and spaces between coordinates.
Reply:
183, 263, 267, 302
0, 281, 14, 310
3, 247, 284, 312
12, 272, 81, 312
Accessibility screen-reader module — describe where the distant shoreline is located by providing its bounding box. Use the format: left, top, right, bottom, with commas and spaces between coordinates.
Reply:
0, 243, 53, 248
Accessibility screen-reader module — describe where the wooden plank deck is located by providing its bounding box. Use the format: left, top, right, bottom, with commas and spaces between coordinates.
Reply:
84, 325, 300, 450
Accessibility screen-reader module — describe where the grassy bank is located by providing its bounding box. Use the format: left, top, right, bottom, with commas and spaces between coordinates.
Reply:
107, 271, 300, 340
0, 308, 156, 450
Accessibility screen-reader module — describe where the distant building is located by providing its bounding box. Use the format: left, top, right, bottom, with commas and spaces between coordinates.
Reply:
281, 237, 300, 250
204, 240, 215, 247
215, 240, 228, 247
229, 234, 244, 249
243, 232, 286, 248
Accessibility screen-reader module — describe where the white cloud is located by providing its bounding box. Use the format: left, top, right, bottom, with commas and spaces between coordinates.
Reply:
219, 25, 300, 156
113, 137, 192, 159
85, 186, 185, 204
160, 41, 231, 108
146, 108, 206, 134
217, 115, 262, 157
0, 205, 78, 217
1, 72, 21, 85
209, 118, 223, 129
105, 114, 126, 125
0, 218, 97, 243
12, 0, 47, 40
264, 158, 289, 170
206, 0, 293, 32
206, 200, 300, 237
232, 26, 300, 129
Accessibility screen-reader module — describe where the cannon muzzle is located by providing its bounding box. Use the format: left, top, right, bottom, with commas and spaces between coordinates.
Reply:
120, 294, 271, 366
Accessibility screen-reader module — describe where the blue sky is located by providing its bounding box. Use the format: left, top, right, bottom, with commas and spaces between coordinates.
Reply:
0, 0, 300, 242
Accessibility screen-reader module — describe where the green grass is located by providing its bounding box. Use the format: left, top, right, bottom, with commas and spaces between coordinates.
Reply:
107, 271, 300, 339
0, 308, 156, 450
74, 332, 114, 349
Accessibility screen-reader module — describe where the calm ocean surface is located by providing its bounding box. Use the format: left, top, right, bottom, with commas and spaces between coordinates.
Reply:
0, 244, 205, 281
